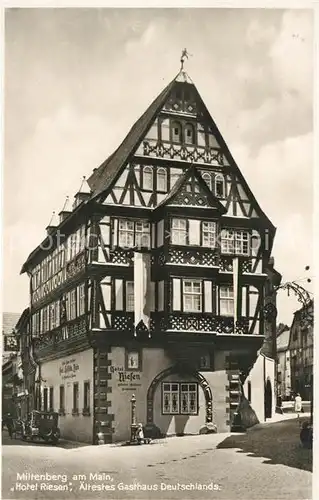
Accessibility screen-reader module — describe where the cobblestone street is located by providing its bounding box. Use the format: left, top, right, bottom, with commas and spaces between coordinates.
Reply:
2, 417, 312, 500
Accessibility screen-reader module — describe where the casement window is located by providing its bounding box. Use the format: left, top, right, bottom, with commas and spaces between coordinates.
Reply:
202, 172, 212, 190
126, 281, 134, 312
135, 222, 151, 247
220, 286, 234, 316
78, 283, 85, 316
183, 280, 202, 312
162, 382, 198, 415
59, 385, 65, 413
171, 121, 182, 143
157, 168, 167, 192
201, 221, 216, 248
49, 387, 54, 411
43, 388, 48, 412
221, 229, 250, 256
118, 219, 151, 249
70, 289, 77, 320
171, 218, 187, 245
142, 166, 153, 190
184, 123, 195, 145
83, 381, 90, 413
215, 174, 225, 198
72, 382, 79, 415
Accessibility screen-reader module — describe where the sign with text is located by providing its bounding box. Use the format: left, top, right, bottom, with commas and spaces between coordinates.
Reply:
110, 365, 142, 392
59, 359, 79, 380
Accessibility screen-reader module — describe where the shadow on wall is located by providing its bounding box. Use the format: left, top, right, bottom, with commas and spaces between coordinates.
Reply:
237, 396, 259, 430
217, 417, 312, 473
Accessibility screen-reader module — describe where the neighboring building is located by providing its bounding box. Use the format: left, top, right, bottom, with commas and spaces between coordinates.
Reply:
289, 300, 313, 401
2, 312, 22, 416
20, 67, 278, 444
276, 324, 291, 401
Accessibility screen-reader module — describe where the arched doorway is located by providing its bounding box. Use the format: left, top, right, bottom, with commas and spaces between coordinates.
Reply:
264, 378, 272, 419
146, 364, 213, 425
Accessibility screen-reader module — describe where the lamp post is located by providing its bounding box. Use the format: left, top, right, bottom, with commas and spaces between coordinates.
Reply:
130, 394, 138, 444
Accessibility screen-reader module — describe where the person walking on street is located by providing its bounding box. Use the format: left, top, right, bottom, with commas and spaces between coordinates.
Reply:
6, 413, 14, 439
295, 393, 302, 423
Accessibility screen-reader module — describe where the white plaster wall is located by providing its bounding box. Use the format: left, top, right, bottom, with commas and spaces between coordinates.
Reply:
41, 349, 94, 443
244, 353, 276, 423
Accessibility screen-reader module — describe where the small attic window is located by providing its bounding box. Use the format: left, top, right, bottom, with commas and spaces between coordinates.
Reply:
215, 174, 225, 198
184, 123, 195, 145
202, 172, 212, 191
171, 121, 182, 143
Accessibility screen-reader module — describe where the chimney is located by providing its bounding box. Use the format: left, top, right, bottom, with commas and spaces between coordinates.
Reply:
46, 211, 59, 235
59, 196, 72, 223
73, 176, 91, 209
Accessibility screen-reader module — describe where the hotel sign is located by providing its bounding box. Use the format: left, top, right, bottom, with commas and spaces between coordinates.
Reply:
59, 359, 79, 380
110, 365, 142, 392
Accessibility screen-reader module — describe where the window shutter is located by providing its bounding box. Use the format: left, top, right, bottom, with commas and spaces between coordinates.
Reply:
149, 282, 155, 312
242, 287, 247, 317
115, 279, 123, 310
172, 279, 181, 311
100, 224, 110, 246
101, 284, 111, 311
248, 286, 259, 318
157, 220, 164, 247
204, 281, 212, 313
188, 219, 200, 245
151, 223, 156, 248
112, 219, 118, 246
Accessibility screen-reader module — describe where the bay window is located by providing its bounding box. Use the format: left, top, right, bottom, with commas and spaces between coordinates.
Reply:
183, 280, 202, 312
221, 229, 250, 256
118, 219, 150, 248
201, 221, 216, 248
219, 286, 234, 316
171, 218, 187, 245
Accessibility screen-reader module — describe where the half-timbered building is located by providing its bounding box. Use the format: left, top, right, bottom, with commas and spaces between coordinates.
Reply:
20, 68, 278, 444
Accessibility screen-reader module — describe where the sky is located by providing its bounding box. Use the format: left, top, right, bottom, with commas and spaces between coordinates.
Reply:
3, 8, 314, 324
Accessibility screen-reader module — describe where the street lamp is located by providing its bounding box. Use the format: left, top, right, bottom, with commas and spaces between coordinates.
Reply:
130, 394, 138, 444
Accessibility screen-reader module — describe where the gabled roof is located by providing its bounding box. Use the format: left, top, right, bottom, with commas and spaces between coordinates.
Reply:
87, 74, 180, 199
277, 328, 291, 352
156, 163, 227, 213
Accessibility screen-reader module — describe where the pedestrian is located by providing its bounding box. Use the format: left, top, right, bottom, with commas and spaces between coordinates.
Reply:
6, 413, 14, 439
295, 393, 302, 422
137, 423, 144, 445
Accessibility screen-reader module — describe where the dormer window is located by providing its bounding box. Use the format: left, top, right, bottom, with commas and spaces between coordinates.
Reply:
215, 174, 225, 198
184, 123, 195, 145
171, 121, 182, 143
142, 166, 153, 190
157, 168, 167, 192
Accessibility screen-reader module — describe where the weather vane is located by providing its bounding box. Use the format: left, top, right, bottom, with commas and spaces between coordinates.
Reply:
180, 48, 192, 71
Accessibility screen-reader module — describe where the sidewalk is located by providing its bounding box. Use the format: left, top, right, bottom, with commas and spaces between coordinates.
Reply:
266, 412, 311, 424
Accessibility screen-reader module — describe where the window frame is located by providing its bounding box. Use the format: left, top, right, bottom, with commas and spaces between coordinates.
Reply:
215, 174, 225, 198
202, 172, 212, 191
219, 285, 234, 317
201, 221, 217, 248
182, 280, 202, 313
70, 289, 77, 320
156, 167, 168, 193
221, 229, 250, 256
162, 382, 199, 415
78, 283, 86, 316
142, 166, 153, 191
43, 387, 48, 412
83, 380, 90, 416
49, 386, 54, 411
72, 382, 79, 416
184, 122, 196, 145
125, 281, 134, 312
170, 120, 183, 143
59, 385, 65, 415
118, 219, 151, 249
171, 218, 188, 246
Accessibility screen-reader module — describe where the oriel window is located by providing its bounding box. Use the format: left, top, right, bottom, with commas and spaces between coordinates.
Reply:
220, 286, 234, 316
202, 222, 216, 248
221, 229, 250, 256
183, 280, 202, 312
171, 218, 187, 245
135, 222, 151, 248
